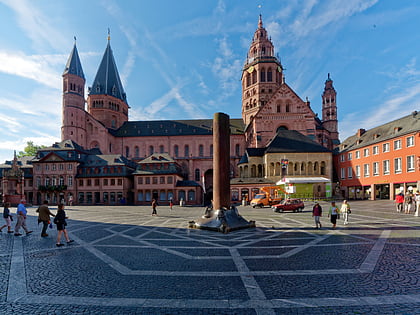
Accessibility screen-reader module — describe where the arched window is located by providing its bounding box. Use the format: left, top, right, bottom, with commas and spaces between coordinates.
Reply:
149, 146, 154, 155
252, 71, 257, 84
184, 145, 189, 157
174, 145, 179, 157
135, 146, 139, 158
246, 73, 251, 87
178, 190, 186, 202
210, 144, 213, 156
188, 190, 195, 201
276, 104, 281, 113
125, 146, 129, 157
260, 68, 266, 82
235, 144, 240, 156
195, 169, 200, 181
286, 102, 290, 112
251, 165, 257, 177
267, 68, 272, 82
258, 164, 263, 177
198, 144, 204, 157
320, 162, 326, 175
159, 145, 164, 153
314, 162, 319, 174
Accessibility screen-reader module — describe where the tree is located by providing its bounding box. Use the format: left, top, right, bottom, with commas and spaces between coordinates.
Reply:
17, 141, 47, 157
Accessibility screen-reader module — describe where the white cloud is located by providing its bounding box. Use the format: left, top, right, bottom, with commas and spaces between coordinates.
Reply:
0, 0, 68, 51
0, 51, 62, 89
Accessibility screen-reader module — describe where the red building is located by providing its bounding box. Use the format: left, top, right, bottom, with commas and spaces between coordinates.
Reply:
336, 112, 420, 200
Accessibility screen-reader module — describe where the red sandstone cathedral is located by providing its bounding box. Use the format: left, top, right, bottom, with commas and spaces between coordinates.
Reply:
1, 16, 338, 206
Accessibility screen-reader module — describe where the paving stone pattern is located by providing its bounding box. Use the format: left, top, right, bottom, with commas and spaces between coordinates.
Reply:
1, 200, 419, 314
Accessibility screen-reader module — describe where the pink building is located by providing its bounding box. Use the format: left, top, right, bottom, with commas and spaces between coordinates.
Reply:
1, 16, 339, 206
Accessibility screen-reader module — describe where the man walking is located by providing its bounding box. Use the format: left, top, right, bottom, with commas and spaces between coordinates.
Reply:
15, 199, 33, 236
36, 200, 55, 237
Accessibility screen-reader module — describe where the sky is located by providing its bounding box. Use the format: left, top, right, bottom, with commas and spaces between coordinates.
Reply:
0, 0, 419, 163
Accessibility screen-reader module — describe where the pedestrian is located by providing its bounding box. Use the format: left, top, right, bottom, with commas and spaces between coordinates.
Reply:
54, 203, 73, 247
169, 198, 173, 211
328, 201, 339, 229
0, 202, 14, 233
151, 199, 157, 216
395, 192, 404, 212
68, 195, 73, 206
312, 202, 322, 229
340, 200, 351, 225
404, 193, 413, 214
36, 200, 55, 237
14, 199, 33, 236
414, 192, 420, 217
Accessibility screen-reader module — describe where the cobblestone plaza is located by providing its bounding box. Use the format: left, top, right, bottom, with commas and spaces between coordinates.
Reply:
1, 200, 419, 314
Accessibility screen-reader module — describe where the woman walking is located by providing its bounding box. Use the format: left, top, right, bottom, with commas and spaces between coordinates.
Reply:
328, 201, 339, 229
54, 204, 74, 247
151, 199, 158, 216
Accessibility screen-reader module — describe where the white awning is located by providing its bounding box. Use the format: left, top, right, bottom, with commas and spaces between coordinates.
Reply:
276, 177, 331, 185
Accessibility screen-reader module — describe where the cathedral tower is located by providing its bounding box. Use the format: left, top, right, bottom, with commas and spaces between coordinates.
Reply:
241, 15, 283, 126
61, 41, 87, 146
87, 35, 129, 130
321, 73, 339, 147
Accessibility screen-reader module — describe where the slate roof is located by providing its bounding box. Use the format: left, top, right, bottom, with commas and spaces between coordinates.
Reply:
265, 130, 331, 153
89, 41, 127, 103
63, 43, 85, 79
238, 130, 330, 165
339, 111, 420, 152
175, 180, 201, 187
112, 119, 245, 137
133, 153, 182, 175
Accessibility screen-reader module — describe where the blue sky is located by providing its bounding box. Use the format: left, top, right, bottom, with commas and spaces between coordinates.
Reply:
0, 0, 419, 163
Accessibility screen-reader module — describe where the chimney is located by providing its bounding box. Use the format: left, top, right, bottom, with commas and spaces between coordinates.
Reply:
356, 128, 365, 138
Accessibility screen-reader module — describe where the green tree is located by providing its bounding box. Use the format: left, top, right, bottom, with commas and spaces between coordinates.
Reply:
17, 141, 46, 157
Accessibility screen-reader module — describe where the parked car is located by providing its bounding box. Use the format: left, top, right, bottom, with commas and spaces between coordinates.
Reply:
272, 198, 305, 213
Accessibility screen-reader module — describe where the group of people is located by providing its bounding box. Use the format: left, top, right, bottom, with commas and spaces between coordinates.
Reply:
312, 200, 351, 229
395, 191, 420, 215
1, 200, 73, 247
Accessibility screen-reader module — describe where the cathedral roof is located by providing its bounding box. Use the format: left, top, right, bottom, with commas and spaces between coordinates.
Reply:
89, 41, 127, 103
112, 119, 245, 137
266, 130, 331, 153
63, 43, 85, 79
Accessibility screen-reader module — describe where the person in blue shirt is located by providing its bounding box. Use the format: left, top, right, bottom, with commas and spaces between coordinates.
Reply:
14, 200, 32, 236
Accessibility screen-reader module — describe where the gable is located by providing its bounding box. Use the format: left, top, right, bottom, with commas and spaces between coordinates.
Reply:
38, 152, 65, 162
259, 83, 315, 117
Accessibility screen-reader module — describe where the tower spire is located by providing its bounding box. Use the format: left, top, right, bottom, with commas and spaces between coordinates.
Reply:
258, 14, 263, 28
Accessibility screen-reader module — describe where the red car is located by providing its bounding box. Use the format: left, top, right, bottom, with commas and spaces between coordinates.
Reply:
272, 198, 305, 213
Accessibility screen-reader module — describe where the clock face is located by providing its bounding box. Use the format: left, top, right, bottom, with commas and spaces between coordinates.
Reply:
247, 66, 254, 73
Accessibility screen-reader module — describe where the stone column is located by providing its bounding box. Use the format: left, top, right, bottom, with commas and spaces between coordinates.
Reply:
213, 112, 230, 210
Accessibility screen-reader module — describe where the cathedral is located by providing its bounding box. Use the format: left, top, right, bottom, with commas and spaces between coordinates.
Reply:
1, 16, 338, 206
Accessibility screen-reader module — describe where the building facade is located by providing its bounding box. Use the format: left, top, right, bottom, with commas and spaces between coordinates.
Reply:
1, 16, 339, 206
336, 111, 420, 200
